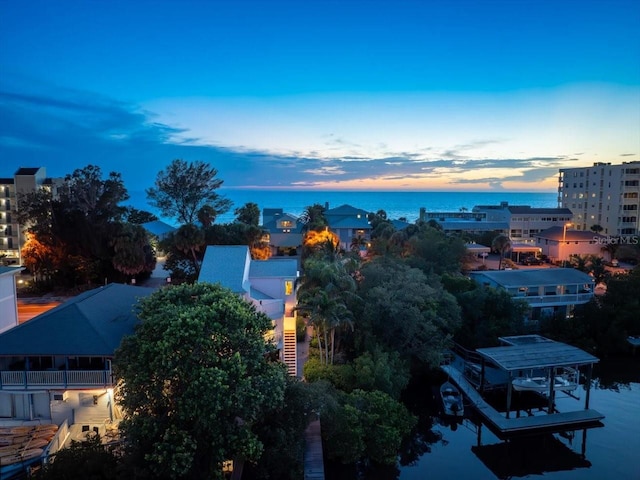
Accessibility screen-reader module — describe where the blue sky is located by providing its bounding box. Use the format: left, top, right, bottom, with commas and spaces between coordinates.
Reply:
1, 0, 639, 192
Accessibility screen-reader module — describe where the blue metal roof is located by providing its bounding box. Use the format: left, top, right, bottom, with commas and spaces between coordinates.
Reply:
198, 245, 251, 293
250, 258, 298, 278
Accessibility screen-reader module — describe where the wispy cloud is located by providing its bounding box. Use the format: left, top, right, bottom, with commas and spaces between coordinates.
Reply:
0, 79, 604, 193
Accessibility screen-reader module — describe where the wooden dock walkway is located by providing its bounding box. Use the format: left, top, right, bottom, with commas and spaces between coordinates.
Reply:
441, 364, 604, 434
303, 418, 325, 480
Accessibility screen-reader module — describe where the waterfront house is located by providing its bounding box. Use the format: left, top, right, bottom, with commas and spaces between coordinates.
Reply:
0, 283, 155, 426
469, 268, 595, 321
262, 208, 304, 257
324, 204, 372, 251
0, 266, 23, 334
198, 245, 298, 376
534, 227, 607, 262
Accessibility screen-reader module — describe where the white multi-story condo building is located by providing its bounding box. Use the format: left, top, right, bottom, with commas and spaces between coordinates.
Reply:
558, 161, 640, 236
0, 167, 63, 264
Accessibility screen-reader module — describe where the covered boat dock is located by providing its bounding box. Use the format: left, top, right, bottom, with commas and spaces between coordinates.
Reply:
442, 335, 604, 435
476, 335, 600, 418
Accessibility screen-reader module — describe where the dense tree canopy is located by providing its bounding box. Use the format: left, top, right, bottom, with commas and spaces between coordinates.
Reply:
322, 389, 416, 466
146, 159, 231, 225
234, 202, 260, 226
17, 165, 154, 287
114, 283, 287, 480
356, 258, 461, 370
37, 435, 120, 480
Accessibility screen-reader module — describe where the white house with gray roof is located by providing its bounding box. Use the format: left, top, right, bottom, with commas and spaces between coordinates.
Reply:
198, 245, 298, 376
0, 283, 155, 428
470, 268, 595, 321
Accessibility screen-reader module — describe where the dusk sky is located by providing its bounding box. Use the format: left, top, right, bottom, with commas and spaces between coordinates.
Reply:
1, 0, 639, 192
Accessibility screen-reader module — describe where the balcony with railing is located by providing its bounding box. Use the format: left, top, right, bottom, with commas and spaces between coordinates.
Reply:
520, 292, 593, 306
0, 370, 113, 390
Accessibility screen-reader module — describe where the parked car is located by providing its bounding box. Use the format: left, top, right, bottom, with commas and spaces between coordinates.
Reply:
520, 256, 543, 266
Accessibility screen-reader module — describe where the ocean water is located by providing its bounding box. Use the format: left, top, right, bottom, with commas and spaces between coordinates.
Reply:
128, 189, 558, 225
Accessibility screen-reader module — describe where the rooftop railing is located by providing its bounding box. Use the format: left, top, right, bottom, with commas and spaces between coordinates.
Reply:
0, 370, 112, 390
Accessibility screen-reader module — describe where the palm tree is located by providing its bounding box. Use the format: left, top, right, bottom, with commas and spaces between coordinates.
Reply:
173, 224, 205, 275
350, 235, 367, 253
491, 234, 512, 270
300, 203, 327, 231
296, 287, 353, 364
296, 254, 357, 364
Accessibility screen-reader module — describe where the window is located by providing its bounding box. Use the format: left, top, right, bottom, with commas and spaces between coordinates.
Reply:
625, 180, 639, 186
280, 220, 292, 228
623, 204, 638, 210
284, 280, 293, 296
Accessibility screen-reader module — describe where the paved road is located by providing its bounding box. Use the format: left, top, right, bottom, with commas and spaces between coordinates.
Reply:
17, 300, 61, 323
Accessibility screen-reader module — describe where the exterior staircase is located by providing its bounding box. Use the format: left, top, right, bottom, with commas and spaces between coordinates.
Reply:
283, 317, 297, 376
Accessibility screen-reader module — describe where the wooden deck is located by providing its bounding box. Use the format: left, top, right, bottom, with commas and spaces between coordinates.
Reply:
304, 419, 325, 480
441, 364, 604, 434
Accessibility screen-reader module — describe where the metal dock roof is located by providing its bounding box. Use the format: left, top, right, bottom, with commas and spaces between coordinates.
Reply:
476, 336, 599, 371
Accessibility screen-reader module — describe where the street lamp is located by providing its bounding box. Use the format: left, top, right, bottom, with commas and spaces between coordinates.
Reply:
562, 222, 573, 267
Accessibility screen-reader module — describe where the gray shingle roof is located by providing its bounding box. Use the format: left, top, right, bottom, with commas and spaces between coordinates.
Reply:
329, 216, 372, 229
0, 284, 155, 356
536, 226, 606, 242
325, 204, 370, 216
470, 268, 595, 287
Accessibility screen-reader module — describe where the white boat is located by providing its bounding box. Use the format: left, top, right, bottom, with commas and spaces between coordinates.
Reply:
440, 381, 464, 417
512, 367, 578, 394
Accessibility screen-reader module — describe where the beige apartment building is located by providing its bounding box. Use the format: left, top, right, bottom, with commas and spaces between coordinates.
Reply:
0, 167, 63, 264
558, 161, 640, 237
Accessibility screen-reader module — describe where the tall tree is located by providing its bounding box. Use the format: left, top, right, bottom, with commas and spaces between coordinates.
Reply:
17, 165, 141, 286
125, 207, 158, 224
146, 159, 231, 225
59, 164, 129, 224
300, 203, 327, 231
491, 234, 512, 271
110, 223, 156, 277
235, 202, 260, 226
115, 283, 287, 480
172, 224, 206, 276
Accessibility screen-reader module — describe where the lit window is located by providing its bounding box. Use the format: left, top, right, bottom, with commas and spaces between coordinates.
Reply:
285, 280, 293, 296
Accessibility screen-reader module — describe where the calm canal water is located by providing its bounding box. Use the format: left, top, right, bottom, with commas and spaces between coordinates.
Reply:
397, 357, 640, 480
325, 357, 640, 479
